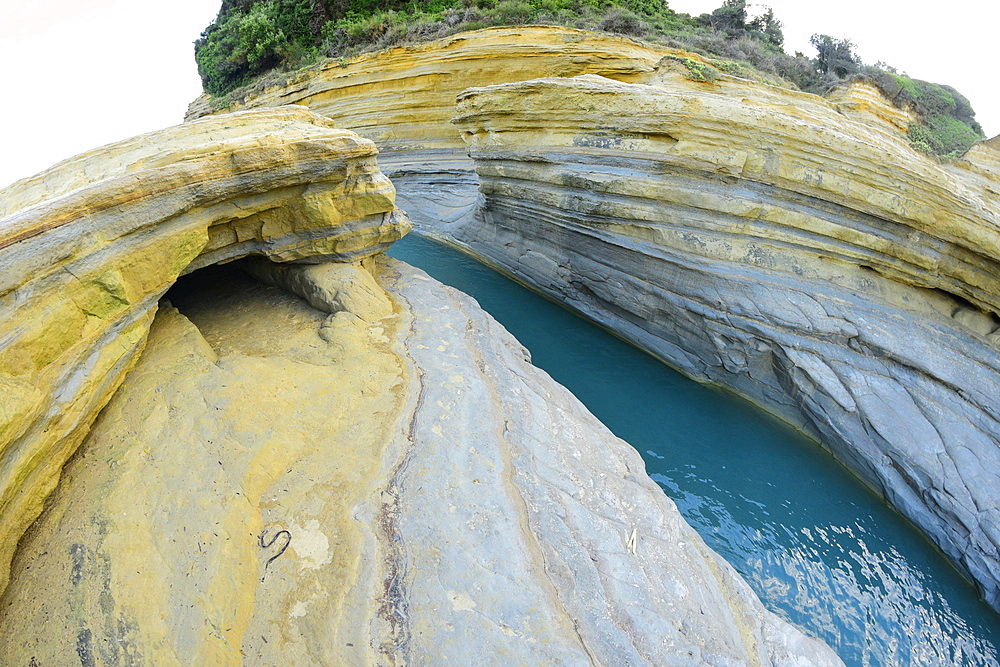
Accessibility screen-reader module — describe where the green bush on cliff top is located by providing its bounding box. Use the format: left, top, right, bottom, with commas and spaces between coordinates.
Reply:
194, 0, 708, 97
854, 66, 984, 157
194, 0, 985, 157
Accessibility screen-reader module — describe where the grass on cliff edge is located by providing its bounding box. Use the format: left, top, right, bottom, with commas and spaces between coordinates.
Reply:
194, 0, 985, 158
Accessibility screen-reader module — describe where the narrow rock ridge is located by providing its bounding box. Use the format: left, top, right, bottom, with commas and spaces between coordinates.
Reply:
0, 257, 843, 665
448, 72, 1000, 611
0, 107, 410, 595
381, 259, 842, 665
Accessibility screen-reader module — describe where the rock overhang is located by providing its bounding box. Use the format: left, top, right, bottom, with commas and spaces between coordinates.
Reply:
0, 105, 410, 594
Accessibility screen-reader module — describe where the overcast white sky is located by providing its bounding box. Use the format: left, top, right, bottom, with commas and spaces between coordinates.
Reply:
0, 0, 997, 189
0, 0, 221, 188
671, 0, 1000, 138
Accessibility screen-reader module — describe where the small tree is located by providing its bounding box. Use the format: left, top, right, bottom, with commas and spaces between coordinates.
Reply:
704, 0, 748, 39
748, 7, 782, 48
810, 34, 860, 78
700, 1, 782, 48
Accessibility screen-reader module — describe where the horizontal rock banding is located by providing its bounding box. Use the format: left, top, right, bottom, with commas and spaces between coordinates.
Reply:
194, 24, 1000, 615
184, 26, 670, 151
184, 25, 677, 238
0, 106, 409, 594
455, 74, 1000, 314
451, 73, 1000, 611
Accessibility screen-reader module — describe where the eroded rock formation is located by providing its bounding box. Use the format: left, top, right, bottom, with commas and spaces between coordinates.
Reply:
184, 26, 668, 148
0, 256, 841, 665
184, 26, 674, 238
0, 106, 409, 593
181, 24, 1000, 615
0, 96, 844, 663
450, 71, 1000, 611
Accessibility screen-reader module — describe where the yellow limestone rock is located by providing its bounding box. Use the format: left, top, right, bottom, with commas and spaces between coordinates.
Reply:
0, 265, 406, 665
0, 259, 842, 666
825, 80, 917, 134
183, 26, 680, 238
959, 134, 1000, 197
185, 26, 671, 152
0, 106, 410, 596
0, 33, 846, 662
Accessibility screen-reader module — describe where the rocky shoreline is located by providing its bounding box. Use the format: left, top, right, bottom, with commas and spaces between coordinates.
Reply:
0, 103, 841, 662
183, 27, 1000, 613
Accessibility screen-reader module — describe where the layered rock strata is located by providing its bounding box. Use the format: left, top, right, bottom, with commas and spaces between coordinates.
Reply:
0, 106, 409, 594
184, 26, 669, 149
0, 257, 842, 666
450, 72, 1000, 611
184, 26, 676, 236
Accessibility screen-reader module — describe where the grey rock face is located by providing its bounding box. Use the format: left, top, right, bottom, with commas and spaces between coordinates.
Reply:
388, 74, 1000, 613
379, 258, 843, 665
379, 150, 480, 237
451, 187, 1000, 615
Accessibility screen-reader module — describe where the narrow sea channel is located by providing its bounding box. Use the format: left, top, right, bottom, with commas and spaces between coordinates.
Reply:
388, 233, 1000, 666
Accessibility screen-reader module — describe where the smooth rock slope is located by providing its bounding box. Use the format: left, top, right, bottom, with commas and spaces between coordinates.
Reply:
450, 70, 1000, 611
0, 106, 409, 594
0, 256, 842, 666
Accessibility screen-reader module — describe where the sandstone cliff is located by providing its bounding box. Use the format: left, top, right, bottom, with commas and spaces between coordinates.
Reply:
0, 255, 841, 665
450, 71, 1000, 612
183, 27, 1000, 615
183, 26, 676, 239
184, 26, 669, 150
0, 106, 409, 595
0, 104, 842, 662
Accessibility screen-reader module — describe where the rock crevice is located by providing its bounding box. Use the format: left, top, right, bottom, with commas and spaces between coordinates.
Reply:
447, 71, 1000, 611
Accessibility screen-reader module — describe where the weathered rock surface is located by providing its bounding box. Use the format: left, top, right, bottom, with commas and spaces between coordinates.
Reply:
0, 257, 842, 666
450, 72, 1000, 611
181, 25, 1000, 615
184, 26, 673, 237
0, 106, 409, 595
184, 26, 669, 149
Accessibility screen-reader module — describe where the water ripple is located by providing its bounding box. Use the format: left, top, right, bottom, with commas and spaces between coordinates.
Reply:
654, 473, 998, 666
389, 234, 1000, 667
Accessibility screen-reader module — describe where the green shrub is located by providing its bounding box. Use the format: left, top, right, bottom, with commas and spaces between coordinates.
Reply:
484, 1, 535, 25
711, 59, 750, 78
909, 113, 983, 158
664, 55, 717, 82
597, 7, 649, 36
856, 68, 985, 157
619, 0, 667, 16
196, 2, 289, 96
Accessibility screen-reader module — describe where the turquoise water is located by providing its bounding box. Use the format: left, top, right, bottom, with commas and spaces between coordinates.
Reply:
388, 233, 1000, 666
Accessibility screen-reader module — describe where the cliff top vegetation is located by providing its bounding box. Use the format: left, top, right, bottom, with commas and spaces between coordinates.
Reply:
194, 0, 985, 158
